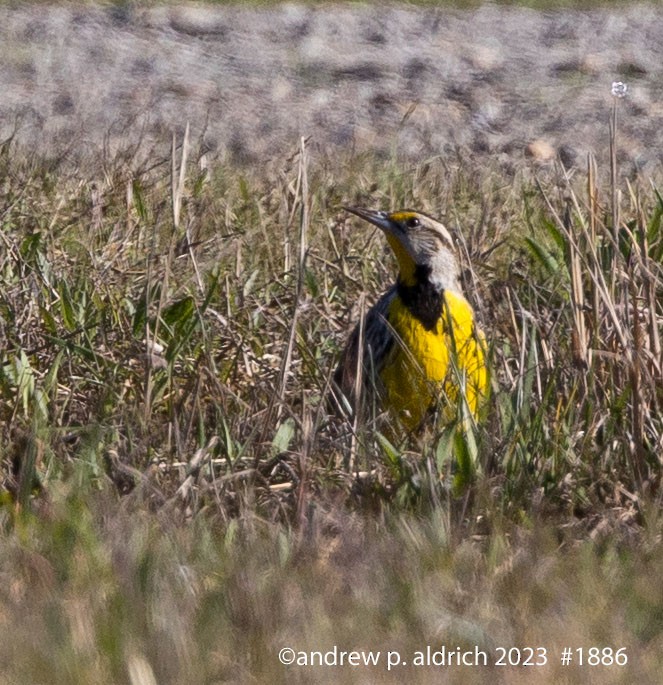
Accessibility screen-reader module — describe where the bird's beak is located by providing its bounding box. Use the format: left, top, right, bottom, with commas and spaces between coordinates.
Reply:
343, 206, 394, 233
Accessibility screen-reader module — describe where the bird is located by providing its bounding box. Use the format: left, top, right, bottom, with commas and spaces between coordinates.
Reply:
333, 207, 487, 434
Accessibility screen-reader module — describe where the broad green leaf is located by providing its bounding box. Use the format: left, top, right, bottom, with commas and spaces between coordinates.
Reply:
272, 418, 295, 455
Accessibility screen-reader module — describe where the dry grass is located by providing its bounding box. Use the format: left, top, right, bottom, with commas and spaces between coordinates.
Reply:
2, 491, 663, 684
1, 115, 662, 682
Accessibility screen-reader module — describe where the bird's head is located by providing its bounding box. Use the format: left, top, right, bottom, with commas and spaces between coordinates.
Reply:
343, 207, 461, 293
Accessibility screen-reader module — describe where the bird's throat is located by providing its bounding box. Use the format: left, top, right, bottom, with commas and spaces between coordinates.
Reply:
396, 264, 444, 332
386, 233, 417, 286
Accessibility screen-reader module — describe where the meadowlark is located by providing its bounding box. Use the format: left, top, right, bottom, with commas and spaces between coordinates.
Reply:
333, 207, 487, 433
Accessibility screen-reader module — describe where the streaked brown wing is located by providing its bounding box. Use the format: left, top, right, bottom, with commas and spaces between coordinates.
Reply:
331, 286, 396, 417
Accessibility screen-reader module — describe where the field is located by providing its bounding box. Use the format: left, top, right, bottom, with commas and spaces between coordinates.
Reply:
2, 3, 663, 684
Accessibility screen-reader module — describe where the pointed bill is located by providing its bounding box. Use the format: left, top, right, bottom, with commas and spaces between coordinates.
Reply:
343, 206, 394, 232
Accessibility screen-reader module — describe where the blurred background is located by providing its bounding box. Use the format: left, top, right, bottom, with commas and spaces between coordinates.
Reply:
2, 2, 662, 176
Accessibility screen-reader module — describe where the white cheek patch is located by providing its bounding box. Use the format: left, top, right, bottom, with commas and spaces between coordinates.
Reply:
412, 234, 436, 263
429, 272, 446, 290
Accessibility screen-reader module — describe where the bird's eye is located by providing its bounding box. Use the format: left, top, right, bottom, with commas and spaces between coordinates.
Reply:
405, 217, 421, 228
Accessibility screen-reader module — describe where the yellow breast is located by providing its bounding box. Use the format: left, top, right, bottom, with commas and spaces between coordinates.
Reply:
380, 290, 487, 430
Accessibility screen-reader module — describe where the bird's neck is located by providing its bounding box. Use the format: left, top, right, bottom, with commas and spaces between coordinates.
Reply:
386, 234, 461, 294
386, 234, 417, 286
396, 264, 446, 332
